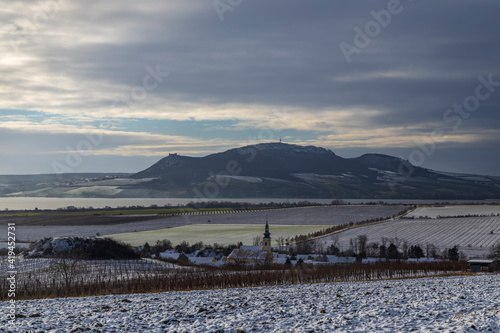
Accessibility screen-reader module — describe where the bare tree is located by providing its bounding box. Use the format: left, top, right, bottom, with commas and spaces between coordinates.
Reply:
426, 243, 438, 258
349, 237, 358, 254
494, 242, 500, 258
402, 241, 409, 259
381, 237, 389, 248
357, 235, 368, 255
263, 252, 274, 266
252, 236, 262, 246
320, 240, 328, 254
296, 237, 313, 254
52, 258, 81, 290
366, 242, 380, 257
275, 236, 286, 253
331, 235, 339, 248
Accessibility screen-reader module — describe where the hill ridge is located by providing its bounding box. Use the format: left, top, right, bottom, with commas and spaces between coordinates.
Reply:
130, 143, 500, 199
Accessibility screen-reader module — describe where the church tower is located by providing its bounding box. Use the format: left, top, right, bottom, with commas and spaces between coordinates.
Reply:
261, 218, 272, 252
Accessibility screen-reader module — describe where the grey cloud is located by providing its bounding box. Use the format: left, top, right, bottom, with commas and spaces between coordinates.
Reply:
2, 0, 500, 175
9, 1, 500, 113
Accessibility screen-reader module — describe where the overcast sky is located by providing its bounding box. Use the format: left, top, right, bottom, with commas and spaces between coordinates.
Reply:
1, 0, 499, 175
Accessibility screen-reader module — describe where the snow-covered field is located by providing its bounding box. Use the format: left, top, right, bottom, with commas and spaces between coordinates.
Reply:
322, 216, 500, 258
102, 205, 406, 247
10, 205, 407, 243
165, 204, 407, 226
5, 274, 499, 332
405, 205, 500, 219
107, 224, 330, 247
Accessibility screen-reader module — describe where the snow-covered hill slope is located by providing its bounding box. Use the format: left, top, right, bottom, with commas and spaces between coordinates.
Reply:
6, 274, 500, 332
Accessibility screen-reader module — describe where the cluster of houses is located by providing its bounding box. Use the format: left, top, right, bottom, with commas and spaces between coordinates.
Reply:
156, 220, 495, 272
158, 219, 276, 266
156, 220, 447, 267
158, 248, 447, 267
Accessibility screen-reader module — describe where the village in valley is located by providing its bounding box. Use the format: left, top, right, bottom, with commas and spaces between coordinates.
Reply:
2, 202, 500, 331
156, 219, 443, 267
5, 202, 499, 279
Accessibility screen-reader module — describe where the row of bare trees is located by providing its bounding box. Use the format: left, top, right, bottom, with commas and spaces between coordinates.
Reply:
1, 260, 469, 301
292, 234, 469, 261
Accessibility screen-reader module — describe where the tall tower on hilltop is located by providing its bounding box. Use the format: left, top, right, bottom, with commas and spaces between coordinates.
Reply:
261, 218, 271, 252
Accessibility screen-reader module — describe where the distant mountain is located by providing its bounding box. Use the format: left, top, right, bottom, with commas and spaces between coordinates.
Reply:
2, 143, 499, 199
130, 143, 500, 199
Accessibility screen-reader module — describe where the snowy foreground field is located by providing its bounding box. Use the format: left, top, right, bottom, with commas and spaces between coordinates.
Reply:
5, 274, 500, 332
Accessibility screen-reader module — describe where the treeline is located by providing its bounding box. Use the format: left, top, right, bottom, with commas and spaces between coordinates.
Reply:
1, 261, 468, 301
185, 200, 326, 209
47, 200, 327, 212
290, 231, 471, 262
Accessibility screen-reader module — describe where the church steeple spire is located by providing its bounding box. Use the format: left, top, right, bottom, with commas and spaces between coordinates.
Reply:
262, 217, 271, 252
264, 217, 270, 239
